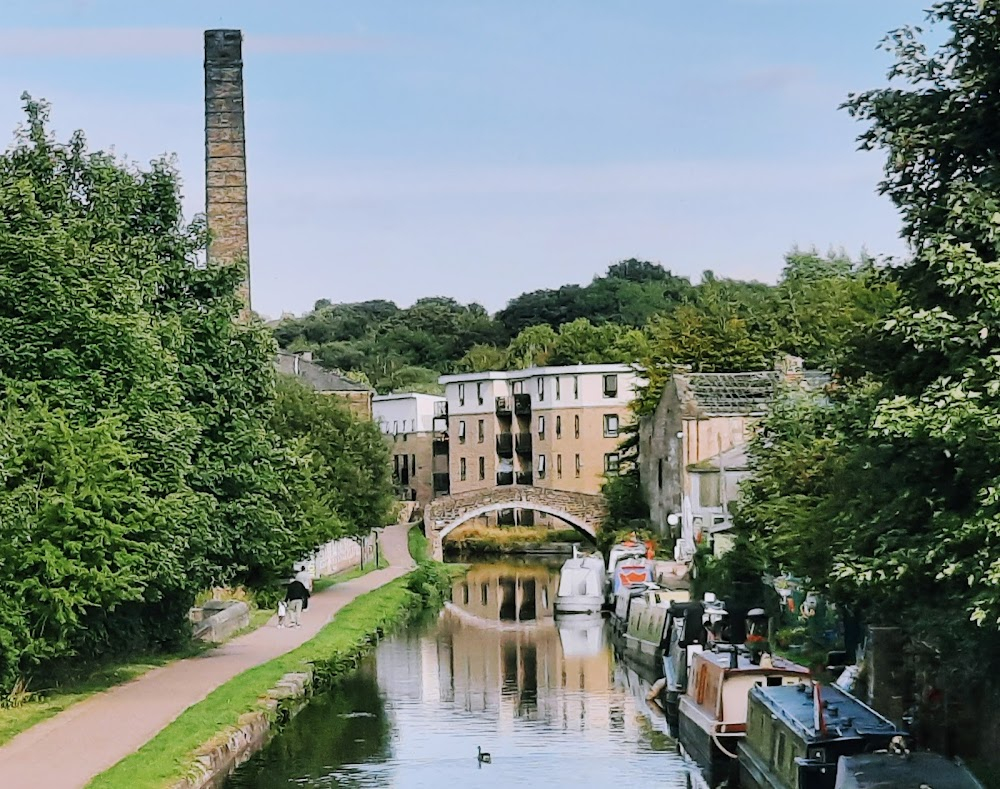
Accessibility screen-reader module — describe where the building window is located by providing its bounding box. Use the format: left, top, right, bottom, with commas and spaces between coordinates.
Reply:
573, 375, 579, 399
538, 454, 546, 479
556, 415, 562, 438
538, 377, 545, 401
478, 419, 485, 443
477, 382, 484, 405
463, 584, 470, 605
460, 458, 467, 481
479, 456, 485, 480
658, 459, 664, 489
458, 383, 465, 406
411, 455, 416, 475
393, 421, 399, 435
575, 454, 581, 477
555, 377, 561, 400
604, 452, 620, 474
538, 415, 546, 438
603, 374, 618, 398
458, 420, 466, 443
557, 454, 563, 479
604, 414, 619, 437
699, 473, 722, 507
481, 583, 489, 606
574, 415, 580, 438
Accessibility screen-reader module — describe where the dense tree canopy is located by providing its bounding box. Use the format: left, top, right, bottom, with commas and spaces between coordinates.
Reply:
277, 251, 890, 397
734, 2, 1000, 660
0, 98, 394, 691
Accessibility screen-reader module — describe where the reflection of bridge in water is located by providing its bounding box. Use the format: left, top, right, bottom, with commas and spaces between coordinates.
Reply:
450, 563, 557, 625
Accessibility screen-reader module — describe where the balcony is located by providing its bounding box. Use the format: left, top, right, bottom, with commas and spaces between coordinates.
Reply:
496, 472, 514, 486
432, 432, 449, 456
433, 401, 448, 419
516, 471, 533, 485
515, 432, 532, 455
495, 396, 512, 417
433, 473, 450, 494
496, 432, 513, 457
513, 393, 531, 416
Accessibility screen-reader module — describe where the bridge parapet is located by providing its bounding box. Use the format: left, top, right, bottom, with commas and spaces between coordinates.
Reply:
424, 485, 606, 561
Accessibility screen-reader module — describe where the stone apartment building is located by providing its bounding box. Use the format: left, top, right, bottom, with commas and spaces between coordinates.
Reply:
372, 393, 445, 509
436, 364, 642, 523
638, 357, 827, 559
274, 350, 374, 419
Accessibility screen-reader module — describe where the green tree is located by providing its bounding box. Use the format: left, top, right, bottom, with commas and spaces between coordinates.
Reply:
271, 377, 397, 538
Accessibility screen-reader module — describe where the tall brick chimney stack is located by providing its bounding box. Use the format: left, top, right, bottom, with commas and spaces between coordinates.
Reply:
204, 29, 251, 320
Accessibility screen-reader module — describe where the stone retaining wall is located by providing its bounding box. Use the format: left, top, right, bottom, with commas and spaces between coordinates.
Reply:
173, 672, 312, 789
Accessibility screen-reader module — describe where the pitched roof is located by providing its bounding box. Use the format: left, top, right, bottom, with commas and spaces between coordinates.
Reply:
274, 351, 372, 393
675, 369, 829, 417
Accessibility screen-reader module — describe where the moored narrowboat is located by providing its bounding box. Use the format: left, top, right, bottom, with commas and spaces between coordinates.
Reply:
621, 586, 690, 666
738, 683, 904, 789
835, 751, 985, 789
679, 648, 810, 785
554, 553, 606, 615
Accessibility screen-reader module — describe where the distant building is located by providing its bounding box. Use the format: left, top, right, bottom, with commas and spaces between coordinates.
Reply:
372, 393, 445, 509
639, 356, 827, 559
274, 350, 374, 418
436, 364, 642, 523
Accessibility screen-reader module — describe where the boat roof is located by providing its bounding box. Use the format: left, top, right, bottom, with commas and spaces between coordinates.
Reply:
695, 649, 808, 676
837, 752, 985, 789
751, 684, 902, 744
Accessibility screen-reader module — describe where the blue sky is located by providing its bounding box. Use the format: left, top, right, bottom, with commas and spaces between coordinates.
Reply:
0, 0, 926, 319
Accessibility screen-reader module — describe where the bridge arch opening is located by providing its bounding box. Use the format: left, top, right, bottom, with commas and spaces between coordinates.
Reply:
437, 502, 598, 545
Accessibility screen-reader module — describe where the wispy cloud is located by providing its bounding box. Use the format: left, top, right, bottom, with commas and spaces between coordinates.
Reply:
0, 28, 389, 59
261, 156, 879, 202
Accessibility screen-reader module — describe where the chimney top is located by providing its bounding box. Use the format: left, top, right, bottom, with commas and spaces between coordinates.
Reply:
204, 30, 242, 64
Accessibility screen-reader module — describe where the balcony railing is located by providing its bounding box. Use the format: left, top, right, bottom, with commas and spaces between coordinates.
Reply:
513, 393, 531, 416
432, 432, 449, 456
433, 473, 450, 493
495, 396, 512, 417
496, 432, 513, 457
515, 432, 532, 455
496, 472, 514, 486
516, 471, 533, 485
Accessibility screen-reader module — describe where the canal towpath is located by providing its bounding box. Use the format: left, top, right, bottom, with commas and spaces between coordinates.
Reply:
0, 522, 416, 789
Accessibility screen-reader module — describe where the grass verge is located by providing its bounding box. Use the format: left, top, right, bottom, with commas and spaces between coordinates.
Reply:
408, 523, 430, 563
87, 571, 445, 789
444, 524, 584, 554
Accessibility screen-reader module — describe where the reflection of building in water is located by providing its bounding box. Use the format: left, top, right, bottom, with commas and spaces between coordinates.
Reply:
451, 563, 556, 623
373, 565, 672, 750
436, 565, 620, 739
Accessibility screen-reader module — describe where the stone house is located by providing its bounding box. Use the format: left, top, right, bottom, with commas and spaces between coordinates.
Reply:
639, 357, 827, 559
274, 350, 374, 419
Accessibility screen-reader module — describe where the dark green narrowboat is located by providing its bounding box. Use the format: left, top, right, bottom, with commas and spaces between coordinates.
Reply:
738, 683, 902, 789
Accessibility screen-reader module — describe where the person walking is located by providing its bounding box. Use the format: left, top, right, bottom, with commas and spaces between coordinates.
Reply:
294, 563, 313, 593
284, 578, 310, 627
277, 600, 287, 628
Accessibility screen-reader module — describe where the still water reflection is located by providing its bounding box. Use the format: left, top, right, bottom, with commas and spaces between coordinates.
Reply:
228, 561, 707, 788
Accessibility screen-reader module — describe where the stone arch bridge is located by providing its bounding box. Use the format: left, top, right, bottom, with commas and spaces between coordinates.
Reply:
424, 485, 606, 561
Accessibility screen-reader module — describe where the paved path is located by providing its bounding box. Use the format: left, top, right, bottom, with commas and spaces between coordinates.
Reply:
0, 523, 416, 789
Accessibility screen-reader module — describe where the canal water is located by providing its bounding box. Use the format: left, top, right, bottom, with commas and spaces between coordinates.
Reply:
227, 560, 708, 788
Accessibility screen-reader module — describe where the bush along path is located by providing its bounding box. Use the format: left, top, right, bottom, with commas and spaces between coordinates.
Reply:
0, 523, 417, 789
